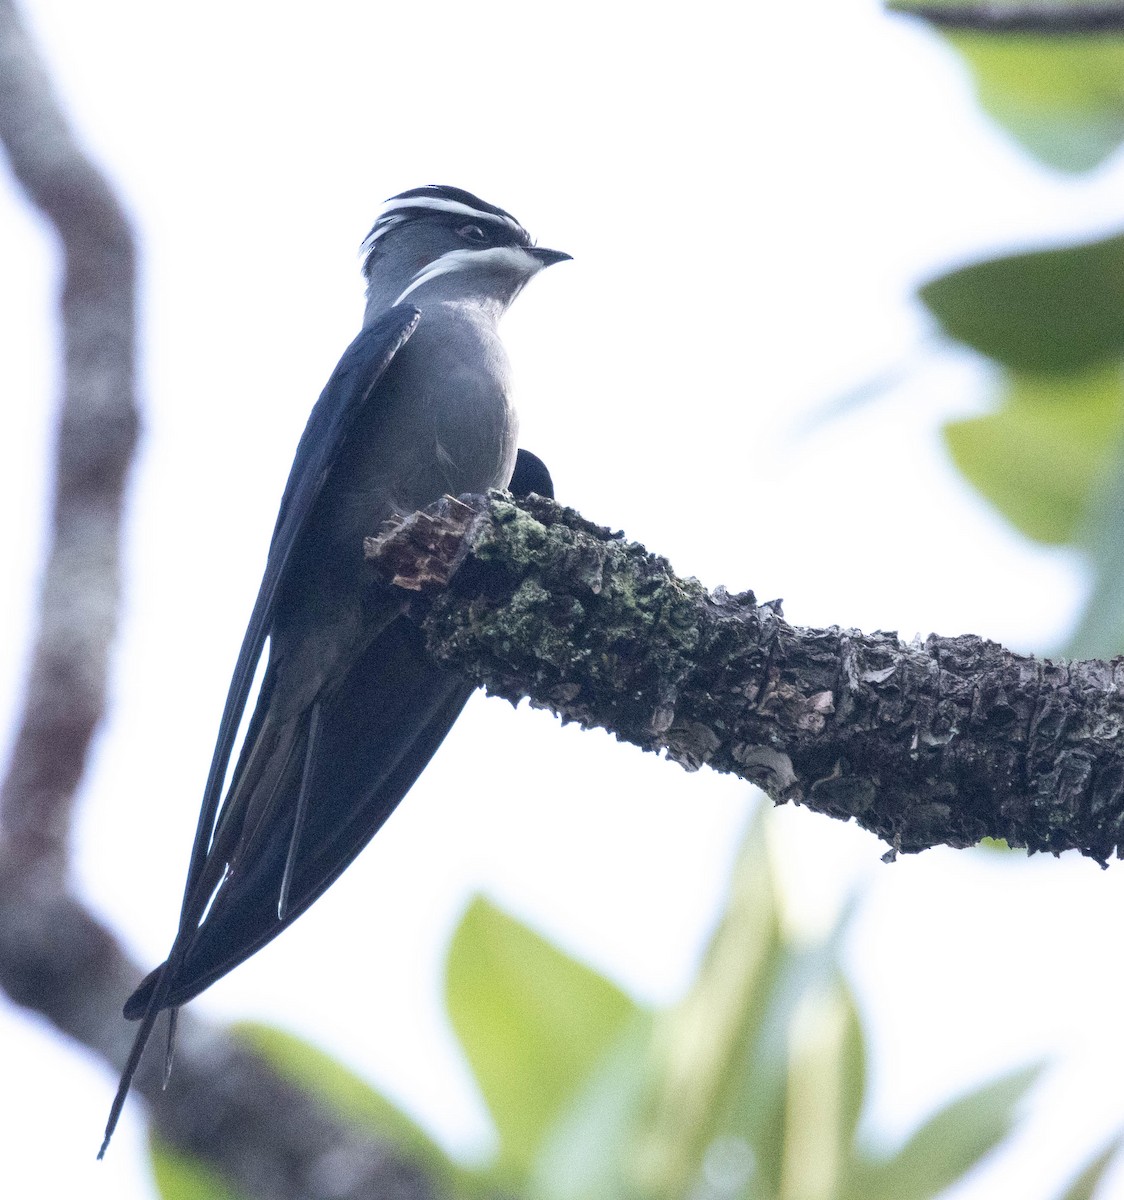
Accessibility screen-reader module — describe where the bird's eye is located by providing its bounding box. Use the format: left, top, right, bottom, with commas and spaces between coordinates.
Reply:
457, 223, 487, 243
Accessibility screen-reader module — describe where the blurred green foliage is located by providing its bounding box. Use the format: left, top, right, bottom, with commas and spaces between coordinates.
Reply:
895, 3, 1124, 657
445, 894, 637, 1186
889, 2, 1124, 171
147, 1136, 243, 1200
944, 34, 1124, 173
890, 1, 1124, 172
148, 809, 1120, 1199
921, 236, 1124, 374
943, 364, 1124, 545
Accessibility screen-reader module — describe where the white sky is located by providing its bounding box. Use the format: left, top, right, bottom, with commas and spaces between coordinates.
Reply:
4, 1, 1124, 1197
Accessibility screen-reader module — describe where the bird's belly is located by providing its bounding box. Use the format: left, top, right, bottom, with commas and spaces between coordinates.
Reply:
331, 313, 519, 534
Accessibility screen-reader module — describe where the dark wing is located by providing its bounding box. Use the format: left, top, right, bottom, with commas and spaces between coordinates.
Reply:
180, 305, 421, 924
126, 617, 472, 1011
99, 306, 419, 1158
123, 448, 555, 1015
509, 448, 553, 499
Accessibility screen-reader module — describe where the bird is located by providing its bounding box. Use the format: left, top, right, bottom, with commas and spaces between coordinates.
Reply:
99, 185, 569, 1156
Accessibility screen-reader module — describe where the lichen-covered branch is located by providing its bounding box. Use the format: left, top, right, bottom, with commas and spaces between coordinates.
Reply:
368, 493, 1124, 864
888, 2, 1124, 33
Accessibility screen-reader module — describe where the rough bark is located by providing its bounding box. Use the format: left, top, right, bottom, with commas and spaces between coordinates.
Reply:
369, 492, 1124, 864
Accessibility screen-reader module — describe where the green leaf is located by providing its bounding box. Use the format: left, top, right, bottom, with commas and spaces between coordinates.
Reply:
445, 895, 639, 1183
1060, 408, 1124, 657
1054, 1132, 1124, 1200
921, 233, 1124, 374
943, 364, 1124, 543
148, 1133, 246, 1200
847, 1062, 1044, 1200
836, 984, 868, 1162
529, 1012, 657, 1200
945, 34, 1124, 173
776, 981, 868, 1200
629, 806, 790, 1199
232, 1022, 470, 1193
630, 817, 869, 1200
1067, 439, 1124, 658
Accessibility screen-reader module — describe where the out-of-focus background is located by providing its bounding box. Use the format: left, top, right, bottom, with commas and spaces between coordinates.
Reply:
5, 1, 1124, 1196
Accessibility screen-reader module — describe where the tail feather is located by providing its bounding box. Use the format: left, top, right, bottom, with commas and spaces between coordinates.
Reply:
120, 450, 554, 1026
123, 616, 471, 1018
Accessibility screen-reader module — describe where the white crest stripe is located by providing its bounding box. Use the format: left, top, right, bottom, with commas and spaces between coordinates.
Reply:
378, 195, 522, 233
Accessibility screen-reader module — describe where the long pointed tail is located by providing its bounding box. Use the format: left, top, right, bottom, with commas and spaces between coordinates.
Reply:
102, 449, 555, 1154
99, 965, 177, 1156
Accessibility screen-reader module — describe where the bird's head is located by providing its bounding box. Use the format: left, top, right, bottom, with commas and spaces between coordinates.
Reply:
361, 185, 570, 319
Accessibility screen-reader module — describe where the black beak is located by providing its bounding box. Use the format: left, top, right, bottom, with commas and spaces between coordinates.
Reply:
530, 247, 572, 268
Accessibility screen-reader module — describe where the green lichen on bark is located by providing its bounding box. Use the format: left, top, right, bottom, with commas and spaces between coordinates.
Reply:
368, 493, 1124, 863
423, 494, 711, 761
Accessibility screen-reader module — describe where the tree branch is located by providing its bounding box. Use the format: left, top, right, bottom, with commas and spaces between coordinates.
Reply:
888, 2, 1124, 33
369, 493, 1124, 864
0, 874, 441, 1199
0, 0, 139, 868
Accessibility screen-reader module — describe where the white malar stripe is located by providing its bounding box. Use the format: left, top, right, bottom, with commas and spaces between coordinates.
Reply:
378, 195, 522, 234
394, 245, 541, 304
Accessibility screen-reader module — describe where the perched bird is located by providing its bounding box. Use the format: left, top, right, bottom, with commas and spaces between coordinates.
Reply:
100, 186, 569, 1155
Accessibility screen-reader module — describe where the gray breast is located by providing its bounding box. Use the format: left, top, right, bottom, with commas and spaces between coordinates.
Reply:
330, 301, 520, 543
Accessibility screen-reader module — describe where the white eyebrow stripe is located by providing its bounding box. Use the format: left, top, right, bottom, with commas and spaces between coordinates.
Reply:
393, 245, 541, 305
378, 195, 522, 233
360, 214, 406, 255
